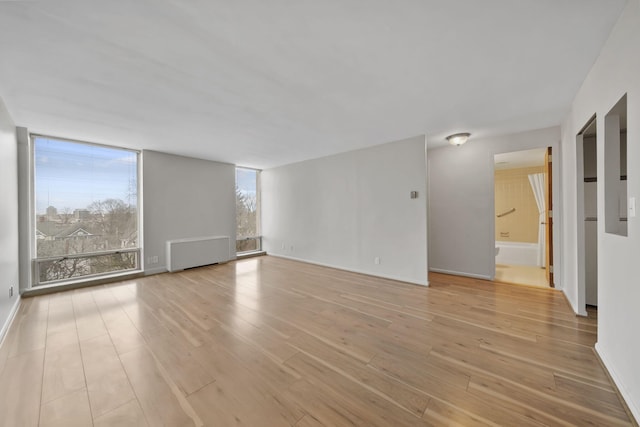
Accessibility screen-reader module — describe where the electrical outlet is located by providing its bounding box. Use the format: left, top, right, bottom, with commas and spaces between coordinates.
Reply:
9, 286, 13, 297
281, 243, 286, 250
147, 256, 159, 264
374, 257, 380, 265
290, 245, 294, 252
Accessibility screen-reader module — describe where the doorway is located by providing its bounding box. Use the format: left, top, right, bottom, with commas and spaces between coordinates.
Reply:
494, 148, 552, 287
577, 117, 598, 311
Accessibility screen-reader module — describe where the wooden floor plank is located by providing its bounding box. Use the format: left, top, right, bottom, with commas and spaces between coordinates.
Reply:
39, 388, 93, 427
187, 379, 295, 427
0, 256, 634, 427
0, 349, 45, 427
7, 313, 48, 358
288, 331, 431, 417
80, 334, 137, 419
468, 374, 631, 426
119, 346, 200, 427
93, 399, 149, 427
284, 352, 432, 427
41, 342, 85, 404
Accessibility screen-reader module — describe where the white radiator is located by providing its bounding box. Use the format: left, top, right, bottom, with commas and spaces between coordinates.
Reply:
166, 236, 230, 272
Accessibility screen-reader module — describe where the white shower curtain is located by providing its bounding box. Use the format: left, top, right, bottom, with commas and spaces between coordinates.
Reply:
528, 173, 545, 267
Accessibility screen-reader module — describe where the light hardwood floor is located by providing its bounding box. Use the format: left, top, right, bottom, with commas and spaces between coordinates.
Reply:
0, 256, 634, 426
495, 264, 549, 288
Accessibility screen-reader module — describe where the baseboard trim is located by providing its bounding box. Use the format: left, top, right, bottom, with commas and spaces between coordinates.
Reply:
594, 343, 640, 425
561, 289, 588, 317
429, 268, 492, 281
143, 267, 168, 276
268, 253, 428, 287
0, 296, 21, 349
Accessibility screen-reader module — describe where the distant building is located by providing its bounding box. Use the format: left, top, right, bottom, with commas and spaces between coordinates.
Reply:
74, 209, 91, 220
46, 205, 57, 220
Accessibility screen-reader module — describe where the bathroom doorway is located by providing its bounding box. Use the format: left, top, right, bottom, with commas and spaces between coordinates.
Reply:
577, 116, 598, 310
494, 148, 551, 287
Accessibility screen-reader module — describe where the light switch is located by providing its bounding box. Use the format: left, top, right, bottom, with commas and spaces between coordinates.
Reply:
629, 197, 636, 218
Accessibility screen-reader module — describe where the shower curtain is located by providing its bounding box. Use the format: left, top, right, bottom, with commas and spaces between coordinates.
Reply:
528, 173, 545, 267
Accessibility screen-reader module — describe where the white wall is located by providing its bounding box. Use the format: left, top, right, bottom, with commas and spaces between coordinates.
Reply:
428, 127, 560, 280
560, 0, 640, 419
262, 136, 428, 285
0, 97, 20, 341
142, 150, 236, 274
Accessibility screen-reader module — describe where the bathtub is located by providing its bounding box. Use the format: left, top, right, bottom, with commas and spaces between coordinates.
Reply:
495, 241, 538, 266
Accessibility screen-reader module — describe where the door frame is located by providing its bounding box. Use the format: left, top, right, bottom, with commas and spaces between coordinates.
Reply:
492, 146, 555, 287
576, 115, 597, 315
545, 147, 554, 287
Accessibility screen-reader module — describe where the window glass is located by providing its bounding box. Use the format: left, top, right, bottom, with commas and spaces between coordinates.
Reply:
236, 167, 261, 253
34, 136, 139, 283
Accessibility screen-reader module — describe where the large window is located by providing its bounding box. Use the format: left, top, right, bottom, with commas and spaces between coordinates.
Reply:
33, 136, 140, 284
236, 167, 261, 253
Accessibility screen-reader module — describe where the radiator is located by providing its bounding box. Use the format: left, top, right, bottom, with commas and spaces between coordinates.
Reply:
166, 236, 230, 272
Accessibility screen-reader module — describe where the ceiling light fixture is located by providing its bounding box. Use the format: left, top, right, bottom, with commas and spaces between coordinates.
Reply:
446, 132, 471, 146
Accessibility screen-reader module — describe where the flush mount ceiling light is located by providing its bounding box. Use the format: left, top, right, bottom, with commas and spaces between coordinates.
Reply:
446, 132, 471, 146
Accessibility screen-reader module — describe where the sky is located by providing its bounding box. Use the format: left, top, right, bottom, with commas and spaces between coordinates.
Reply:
35, 137, 259, 215
236, 167, 257, 197
34, 137, 137, 214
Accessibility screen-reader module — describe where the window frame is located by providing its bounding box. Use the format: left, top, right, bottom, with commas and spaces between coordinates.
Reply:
30, 133, 142, 287
235, 166, 262, 254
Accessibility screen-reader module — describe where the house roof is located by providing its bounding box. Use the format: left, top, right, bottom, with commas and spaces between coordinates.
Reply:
36, 221, 65, 237
36, 222, 102, 239
60, 225, 93, 238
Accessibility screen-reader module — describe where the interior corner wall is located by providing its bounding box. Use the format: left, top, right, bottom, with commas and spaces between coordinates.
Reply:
559, 0, 640, 420
261, 135, 428, 286
142, 150, 236, 274
0, 97, 20, 340
427, 127, 560, 280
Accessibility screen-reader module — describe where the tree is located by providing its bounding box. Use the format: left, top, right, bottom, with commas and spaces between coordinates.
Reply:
88, 198, 137, 249
37, 198, 138, 284
236, 187, 258, 251
38, 257, 87, 283
58, 207, 73, 224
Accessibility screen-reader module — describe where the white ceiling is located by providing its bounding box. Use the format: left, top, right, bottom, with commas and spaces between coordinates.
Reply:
0, 0, 627, 169
494, 148, 546, 170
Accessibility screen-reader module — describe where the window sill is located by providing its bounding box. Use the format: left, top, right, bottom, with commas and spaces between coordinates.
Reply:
236, 250, 266, 260
23, 270, 143, 297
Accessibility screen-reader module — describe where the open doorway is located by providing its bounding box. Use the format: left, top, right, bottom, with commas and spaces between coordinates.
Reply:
494, 148, 552, 288
577, 116, 598, 313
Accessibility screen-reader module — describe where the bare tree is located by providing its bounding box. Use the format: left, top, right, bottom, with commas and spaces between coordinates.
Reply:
37, 198, 138, 283
236, 188, 258, 251
38, 257, 87, 283
88, 198, 136, 248
58, 207, 73, 224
